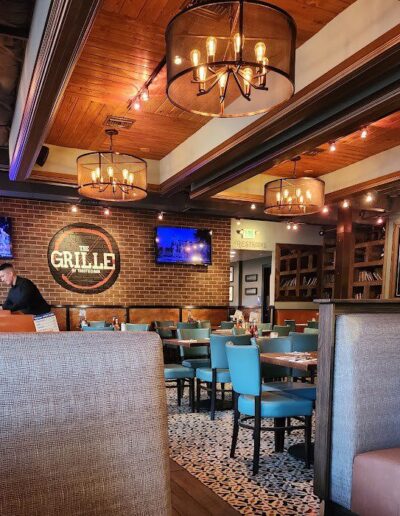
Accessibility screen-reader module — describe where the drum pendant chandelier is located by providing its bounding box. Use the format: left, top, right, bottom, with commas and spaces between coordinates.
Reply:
165, 0, 296, 117
264, 157, 325, 216
77, 129, 147, 202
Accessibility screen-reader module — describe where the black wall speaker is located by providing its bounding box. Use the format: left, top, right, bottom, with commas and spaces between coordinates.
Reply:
36, 146, 49, 167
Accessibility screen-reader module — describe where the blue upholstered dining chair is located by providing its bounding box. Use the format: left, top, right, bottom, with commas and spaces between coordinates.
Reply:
164, 364, 195, 411
82, 325, 114, 331
125, 323, 150, 331
304, 327, 319, 334
88, 320, 106, 328
289, 332, 318, 382
257, 322, 272, 332
307, 320, 319, 329
177, 328, 211, 369
225, 343, 313, 474
232, 327, 246, 336
196, 334, 251, 420
284, 319, 296, 333
272, 324, 290, 337
177, 322, 198, 330
198, 320, 211, 329
220, 321, 234, 329
154, 320, 174, 339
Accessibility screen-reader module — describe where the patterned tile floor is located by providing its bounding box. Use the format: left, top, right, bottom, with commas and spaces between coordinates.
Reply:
167, 388, 320, 515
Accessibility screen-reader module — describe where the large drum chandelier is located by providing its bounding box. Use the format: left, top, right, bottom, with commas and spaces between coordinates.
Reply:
264, 158, 325, 216
77, 129, 147, 202
165, 0, 296, 117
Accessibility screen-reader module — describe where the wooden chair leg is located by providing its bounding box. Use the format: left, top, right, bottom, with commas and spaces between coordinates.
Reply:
253, 396, 261, 475
177, 379, 181, 406
230, 391, 239, 458
286, 417, 292, 435
210, 369, 217, 420
196, 378, 201, 412
274, 417, 285, 452
189, 378, 195, 413
304, 415, 312, 468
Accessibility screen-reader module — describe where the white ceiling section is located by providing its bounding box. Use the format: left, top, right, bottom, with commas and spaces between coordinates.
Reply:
159, 0, 400, 183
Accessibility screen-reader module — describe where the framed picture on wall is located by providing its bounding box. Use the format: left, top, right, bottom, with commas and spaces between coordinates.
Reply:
245, 274, 258, 282
229, 285, 234, 302
229, 266, 234, 283
245, 287, 257, 295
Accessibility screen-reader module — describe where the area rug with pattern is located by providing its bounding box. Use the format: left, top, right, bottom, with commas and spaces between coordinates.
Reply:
167, 389, 320, 515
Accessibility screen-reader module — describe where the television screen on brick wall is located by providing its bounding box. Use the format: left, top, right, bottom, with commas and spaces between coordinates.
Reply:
155, 226, 212, 265
0, 217, 12, 259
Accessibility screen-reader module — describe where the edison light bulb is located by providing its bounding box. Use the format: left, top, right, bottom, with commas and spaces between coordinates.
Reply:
299, 195, 304, 204
296, 188, 301, 198
122, 168, 129, 181
288, 196, 293, 204
190, 49, 201, 67
141, 88, 149, 102
283, 189, 289, 198
107, 166, 114, 177
306, 190, 312, 200
233, 33, 242, 58
198, 66, 207, 91
243, 67, 253, 96
254, 42, 266, 63
276, 192, 281, 202
174, 55, 182, 65
96, 167, 100, 178
206, 37, 217, 61
91, 170, 97, 182
129, 173, 134, 184
218, 72, 227, 97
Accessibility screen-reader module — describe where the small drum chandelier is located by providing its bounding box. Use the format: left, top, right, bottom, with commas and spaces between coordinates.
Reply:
165, 0, 296, 117
77, 129, 147, 202
264, 157, 325, 216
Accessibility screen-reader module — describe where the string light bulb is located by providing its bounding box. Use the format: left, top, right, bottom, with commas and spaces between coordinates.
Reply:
103, 207, 110, 216
376, 216, 384, 225
365, 192, 373, 203
329, 141, 336, 152
174, 55, 182, 65
361, 127, 368, 139
236, 219, 241, 226
250, 203, 256, 210
158, 212, 164, 221
71, 205, 78, 213
286, 223, 291, 230
141, 88, 149, 102
322, 206, 329, 214
133, 100, 140, 111
293, 224, 298, 231
342, 199, 350, 208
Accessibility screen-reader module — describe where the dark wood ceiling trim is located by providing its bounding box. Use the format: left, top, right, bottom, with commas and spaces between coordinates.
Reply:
8, 0, 102, 182
159, 25, 400, 198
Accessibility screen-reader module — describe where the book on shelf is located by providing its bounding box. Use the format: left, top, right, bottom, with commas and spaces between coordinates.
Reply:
302, 276, 317, 287
280, 277, 297, 288
358, 270, 382, 282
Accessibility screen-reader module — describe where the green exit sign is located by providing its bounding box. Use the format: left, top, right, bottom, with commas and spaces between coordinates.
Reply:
243, 228, 256, 239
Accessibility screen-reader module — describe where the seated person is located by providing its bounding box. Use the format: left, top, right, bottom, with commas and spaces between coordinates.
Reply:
0, 263, 50, 315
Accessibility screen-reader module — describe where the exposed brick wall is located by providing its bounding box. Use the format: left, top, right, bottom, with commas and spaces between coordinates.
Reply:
0, 199, 230, 306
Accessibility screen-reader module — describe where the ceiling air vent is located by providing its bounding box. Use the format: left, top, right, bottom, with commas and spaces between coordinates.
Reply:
104, 115, 135, 130
303, 147, 325, 157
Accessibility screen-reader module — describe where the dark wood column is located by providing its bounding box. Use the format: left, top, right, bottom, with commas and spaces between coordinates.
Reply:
334, 207, 354, 299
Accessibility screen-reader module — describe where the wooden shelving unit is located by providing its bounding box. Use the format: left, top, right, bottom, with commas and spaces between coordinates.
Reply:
275, 243, 322, 301
350, 225, 386, 300
322, 231, 336, 299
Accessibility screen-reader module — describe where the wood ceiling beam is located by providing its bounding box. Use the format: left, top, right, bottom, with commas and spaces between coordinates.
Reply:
160, 26, 400, 199
9, 0, 102, 182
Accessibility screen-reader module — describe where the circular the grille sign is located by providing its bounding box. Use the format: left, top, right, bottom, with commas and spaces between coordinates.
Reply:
48, 223, 120, 294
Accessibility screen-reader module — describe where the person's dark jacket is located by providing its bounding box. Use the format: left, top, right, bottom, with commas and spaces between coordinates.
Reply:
3, 276, 51, 315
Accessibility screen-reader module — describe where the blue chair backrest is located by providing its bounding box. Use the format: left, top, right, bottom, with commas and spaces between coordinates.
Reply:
155, 320, 174, 328
125, 323, 149, 331
257, 322, 272, 331
198, 320, 211, 328
273, 325, 290, 336
82, 325, 114, 331
232, 327, 246, 335
284, 319, 296, 333
210, 334, 251, 369
289, 332, 318, 352
307, 320, 319, 329
252, 336, 292, 379
304, 327, 319, 335
88, 321, 106, 328
226, 343, 261, 396
177, 328, 211, 358
177, 322, 198, 330
220, 321, 234, 329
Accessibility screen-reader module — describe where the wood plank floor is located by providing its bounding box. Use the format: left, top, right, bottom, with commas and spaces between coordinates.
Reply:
170, 459, 239, 515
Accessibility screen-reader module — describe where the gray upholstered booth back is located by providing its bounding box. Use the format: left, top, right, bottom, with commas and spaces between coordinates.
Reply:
0, 332, 171, 515
330, 314, 400, 509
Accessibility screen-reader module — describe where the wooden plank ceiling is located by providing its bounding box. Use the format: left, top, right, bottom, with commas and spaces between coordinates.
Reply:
263, 111, 400, 178
46, 0, 357, 160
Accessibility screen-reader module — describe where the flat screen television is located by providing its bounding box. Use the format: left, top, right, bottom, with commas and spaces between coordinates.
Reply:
155, 226, 212, 265
0, 217, 12, 259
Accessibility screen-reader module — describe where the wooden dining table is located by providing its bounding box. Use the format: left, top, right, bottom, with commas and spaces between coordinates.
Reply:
162, 338, 210, 348
260, 351, 317, 381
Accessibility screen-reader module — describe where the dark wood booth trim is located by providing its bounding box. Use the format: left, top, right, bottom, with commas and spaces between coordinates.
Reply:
314, 299, 400, 514
51, 304, 231, 331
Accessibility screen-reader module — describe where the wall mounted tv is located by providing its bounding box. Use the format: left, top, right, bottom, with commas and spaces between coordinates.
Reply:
155, 226, 212, 265
0, 217, 12, 259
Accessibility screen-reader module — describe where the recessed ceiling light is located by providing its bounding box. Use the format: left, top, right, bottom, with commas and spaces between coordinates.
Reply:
322, 206, 329, 214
